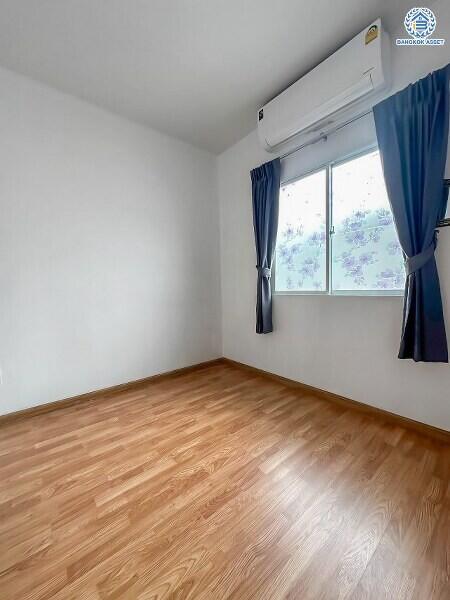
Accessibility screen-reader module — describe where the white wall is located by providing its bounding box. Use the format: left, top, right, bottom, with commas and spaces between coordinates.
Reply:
218, 0, 450, 430
0, 66, 221, 415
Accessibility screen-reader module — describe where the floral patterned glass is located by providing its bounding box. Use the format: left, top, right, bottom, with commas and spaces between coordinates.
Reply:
331, 151, 405, 292
275, 169, 327, 292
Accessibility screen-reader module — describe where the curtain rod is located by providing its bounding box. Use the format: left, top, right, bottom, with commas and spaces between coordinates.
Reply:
279, 109, 373, 160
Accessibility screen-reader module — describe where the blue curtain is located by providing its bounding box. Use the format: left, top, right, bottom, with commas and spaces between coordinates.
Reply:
251, 158, 281, 334
373, 64, 450, 362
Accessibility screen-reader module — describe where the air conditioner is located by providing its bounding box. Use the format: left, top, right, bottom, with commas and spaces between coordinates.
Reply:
257, 19, 390, 152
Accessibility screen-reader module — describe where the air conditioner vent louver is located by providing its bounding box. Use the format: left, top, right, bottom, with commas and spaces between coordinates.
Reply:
308, 119, 335, 133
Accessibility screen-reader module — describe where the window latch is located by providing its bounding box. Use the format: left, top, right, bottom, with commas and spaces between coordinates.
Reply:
329, 225, 335, 236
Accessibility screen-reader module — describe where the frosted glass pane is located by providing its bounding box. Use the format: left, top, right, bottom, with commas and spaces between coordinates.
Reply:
331, 150, 405, 292
275, 169, 327, 292
445, 197, 450, 219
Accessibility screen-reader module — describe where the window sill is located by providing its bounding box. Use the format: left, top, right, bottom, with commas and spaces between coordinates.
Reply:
274, 290, 404, 297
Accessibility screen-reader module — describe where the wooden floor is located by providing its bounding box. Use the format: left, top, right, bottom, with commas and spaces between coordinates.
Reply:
0, 363, 448, 600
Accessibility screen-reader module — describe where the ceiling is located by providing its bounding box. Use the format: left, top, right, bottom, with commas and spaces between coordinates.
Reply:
0, 0, 415, 154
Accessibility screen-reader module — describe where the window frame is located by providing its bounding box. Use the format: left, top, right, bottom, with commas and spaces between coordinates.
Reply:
273, 145, 404, 297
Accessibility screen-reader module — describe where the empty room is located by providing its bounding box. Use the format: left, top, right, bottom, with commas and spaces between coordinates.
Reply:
1, 1, 450, 598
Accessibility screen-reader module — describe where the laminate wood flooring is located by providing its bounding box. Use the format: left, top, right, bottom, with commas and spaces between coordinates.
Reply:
0, 362, 448, 599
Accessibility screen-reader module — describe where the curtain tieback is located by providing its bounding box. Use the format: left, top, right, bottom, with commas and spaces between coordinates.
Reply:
404, 237, 437, 276
256, 265, 271, 278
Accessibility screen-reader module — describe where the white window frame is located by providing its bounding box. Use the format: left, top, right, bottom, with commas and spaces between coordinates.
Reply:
274, 146, 404, 297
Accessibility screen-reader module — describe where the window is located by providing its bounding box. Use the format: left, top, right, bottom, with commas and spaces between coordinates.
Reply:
439, 179, 450, 226
275, 149, 405, 295
276, 168, 327, 292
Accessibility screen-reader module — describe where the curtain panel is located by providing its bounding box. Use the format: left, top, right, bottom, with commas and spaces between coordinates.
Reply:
250, 158, 281, 334
373, 64, 450, 362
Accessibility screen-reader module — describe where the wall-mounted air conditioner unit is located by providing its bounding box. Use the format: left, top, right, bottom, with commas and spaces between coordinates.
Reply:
257, 19, 390, 152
